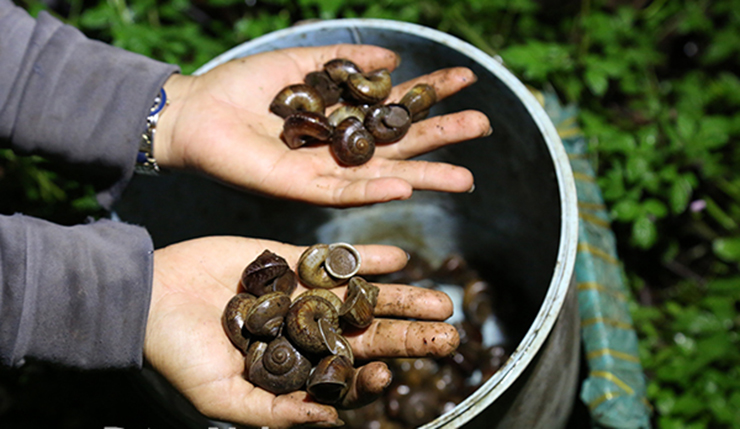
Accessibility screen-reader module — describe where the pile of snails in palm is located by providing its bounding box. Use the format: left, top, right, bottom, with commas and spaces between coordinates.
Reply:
222, 242, 380, 406
339, 253, 512, 429
270, 58, 437, 166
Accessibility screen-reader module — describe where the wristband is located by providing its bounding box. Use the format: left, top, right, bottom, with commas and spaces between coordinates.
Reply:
135, 87, 167, 175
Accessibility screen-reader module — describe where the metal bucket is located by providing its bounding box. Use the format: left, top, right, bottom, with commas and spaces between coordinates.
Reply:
116, 19, 580, 429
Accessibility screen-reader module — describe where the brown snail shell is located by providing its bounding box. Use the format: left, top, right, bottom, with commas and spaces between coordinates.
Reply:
247, 336, 312, 395
345, 69, 392, 104
339, 276, 379, 329
324, 58, 363, 84
222, 292, 257, 353
270, 83, 325, 118
328, 104, 368, 128
463, 278, 494, 328
399, 83, 437, 122
306, 354, 355, 404
282, 111, 333, 149
296, 288, 343, 313
244, 291, 291, 338
305, 71, 342, 106
241, 250, 296, 297
319, 318, 354, 364
285, 294, 340, 354
297, 243, 361, 289
364, 104, 411, 143
331, 117, 376, 166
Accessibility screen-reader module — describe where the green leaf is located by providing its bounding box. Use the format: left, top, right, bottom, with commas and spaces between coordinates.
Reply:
669, 176, 693, 214
584, 67, 609, 96
632, 214, 657, 249
643, 198, 668, 218
713, 237, 740, 262
611, 199, 641, 222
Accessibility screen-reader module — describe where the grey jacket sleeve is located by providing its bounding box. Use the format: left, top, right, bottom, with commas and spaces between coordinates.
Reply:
0, 1, 179, 368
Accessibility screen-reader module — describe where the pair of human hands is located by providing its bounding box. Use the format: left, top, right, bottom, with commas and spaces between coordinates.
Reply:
144, 44, 491, 428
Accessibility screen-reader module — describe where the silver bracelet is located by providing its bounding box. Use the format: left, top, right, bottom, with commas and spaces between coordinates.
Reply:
135, 87, 167, 175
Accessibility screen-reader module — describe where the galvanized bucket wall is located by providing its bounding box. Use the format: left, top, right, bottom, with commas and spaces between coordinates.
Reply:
116, 19, 580, 429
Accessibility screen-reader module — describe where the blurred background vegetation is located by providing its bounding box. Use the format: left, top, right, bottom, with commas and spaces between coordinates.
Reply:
2, 0, 739, 427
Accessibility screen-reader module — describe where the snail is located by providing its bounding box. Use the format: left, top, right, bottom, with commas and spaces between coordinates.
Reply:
399, 83, 437, 122
222, 292, 257, 353
364, 104, 412, 143
270, 83, 326, 118
306, 354, 355, 404
282, 111, 333, 149
241, 250, 297, 297
285, 294, 341, 354
462, 278, 494, 328
320, 318, 355, 364
246, 337, 312, 395
331, 117, 376, 166
324, 58, 363, 84
297, 243, 362, 289
296, 288, 343, 313
243, 291, 291, 338
339, 276, 379, 329
328, 105, 368, 128
305, 71, 342, 106
345, 69, 392, 104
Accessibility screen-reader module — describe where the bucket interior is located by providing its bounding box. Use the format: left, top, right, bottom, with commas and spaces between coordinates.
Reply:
115, 19, 576, 429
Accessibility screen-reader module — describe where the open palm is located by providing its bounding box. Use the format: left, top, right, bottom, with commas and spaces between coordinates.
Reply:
155, 44, 490, 207
144, 236, 458, 428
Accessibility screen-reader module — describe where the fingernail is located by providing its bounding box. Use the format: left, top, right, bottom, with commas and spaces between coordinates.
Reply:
394, 52, 402, 68
483, 126, 493, 137
467, 183, 476, 193
405, 251, 411, 261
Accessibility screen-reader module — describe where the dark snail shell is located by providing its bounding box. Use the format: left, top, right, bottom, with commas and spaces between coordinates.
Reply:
244, 291, 291, 338
247, 337, 312, 395
345, 69, 392, 104
222, 292, 257, 353
331, 117, 376, 166
297, 243, 361, 289
305, 71, 342, 106
325, 243, 362, 279
241, 250, 296, 297
285, 294, 340, 354
270, 83, 325, 118
364, 104, 412, 143
306, 354, 355, 404
399, 83, 437, 122
328, 105, 368, 128
339, 276, 379, 329
324, 58, 363, 84
282, 111, 333, 149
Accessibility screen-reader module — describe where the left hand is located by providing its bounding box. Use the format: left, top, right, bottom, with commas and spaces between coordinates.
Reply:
153, 44, 490, 207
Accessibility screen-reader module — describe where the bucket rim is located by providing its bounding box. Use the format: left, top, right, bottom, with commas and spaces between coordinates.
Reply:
195, 18, 579, 428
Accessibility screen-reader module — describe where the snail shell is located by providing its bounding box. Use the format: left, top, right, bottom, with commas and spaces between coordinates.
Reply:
328, 105, 368, 128
297, 243, 361, 289
345, 69, 392, 104
296, 288, 343, 313
244, 291, 291, 338
241, 250, 296, 297
339, 276, 379, 329
305, 71, 342, 106
364, 104, 411, 143
222, 292, 257, 353
331, 117, 376, 166
247, 337, 312, 395
463, 278, 494, 328
319, 318, 354, 364
270, 83, 325, 118
306, 354, 355, 404
282, 111, 333, 149
324, 58, 363, 84
399, 83, 437, 122
285, 294, 340, 354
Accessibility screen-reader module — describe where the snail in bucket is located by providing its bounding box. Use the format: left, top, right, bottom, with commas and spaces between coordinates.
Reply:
270, 58, 438, 166
221, 243, 380, 406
